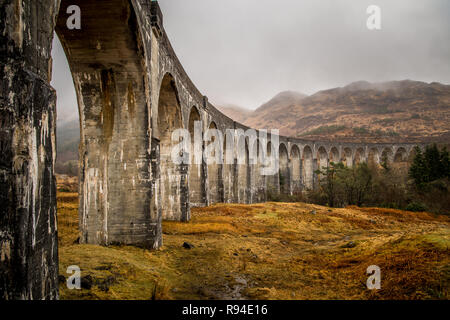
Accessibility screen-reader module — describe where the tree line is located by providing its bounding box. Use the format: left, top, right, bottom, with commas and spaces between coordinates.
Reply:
310, 144, 450, 215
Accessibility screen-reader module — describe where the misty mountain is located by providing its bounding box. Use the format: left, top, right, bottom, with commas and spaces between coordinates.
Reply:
216, 104, 252, 124
56, 120, 79, 174
254, 91, 308, 114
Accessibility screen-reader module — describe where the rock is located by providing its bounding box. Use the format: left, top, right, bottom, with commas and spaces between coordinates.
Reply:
58, 275, 66, 284
183, 242, 195, 249
94, 264, 112, 271
341, 241, 357, 249
98, 283, 109, 292
97, 275, 116, 292
73, 237, 80, 244
310, 210, 317, 215
80, 275, 93, 290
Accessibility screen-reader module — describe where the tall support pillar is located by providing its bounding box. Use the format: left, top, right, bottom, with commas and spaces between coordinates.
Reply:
0, 0, 60, 299
312, 159, 319, 190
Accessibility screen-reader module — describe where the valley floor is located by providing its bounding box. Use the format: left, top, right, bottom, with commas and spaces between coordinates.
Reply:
57, 192, 449, 300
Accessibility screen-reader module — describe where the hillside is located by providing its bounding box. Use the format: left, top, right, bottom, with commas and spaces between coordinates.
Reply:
216, 104, 252, 124
56, 119, 79, 174
219, 80, 450, 143
58, 190, 449, 300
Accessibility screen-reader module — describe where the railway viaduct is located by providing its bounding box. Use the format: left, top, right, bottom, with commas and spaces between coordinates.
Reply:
0, 1, 421, 299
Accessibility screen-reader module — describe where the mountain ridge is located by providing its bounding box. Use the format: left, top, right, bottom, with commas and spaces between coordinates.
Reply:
218, 80, 450, 143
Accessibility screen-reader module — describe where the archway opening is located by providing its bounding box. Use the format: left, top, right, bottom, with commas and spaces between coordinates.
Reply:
222, 132, 233, 203
206, 122, 221, 204
279, 144, 290, 194
393, 147, 409, 174
368, 148, 380, 168
317, 146, 328, 182
354, 148, 366, 165
237, 135, 250, 203
157, 74, 185, 221
290, 145, 301, 194
266, 141, 277, 194
188, 106, 204, 207
317, 147, 328, 170
251, 138, 264, 202
329, 147, 340, 165
302, 146, 313, 190
343, 148, 353, 167
394, 147, 408, 163
381, 148, 394, 169
55, 0, 155, 246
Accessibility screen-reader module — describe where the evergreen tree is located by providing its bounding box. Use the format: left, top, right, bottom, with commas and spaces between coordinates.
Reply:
424, 144, 441, 182
409, 146, 426, 186
409, 144, 450, 188
440, 147, 450, 179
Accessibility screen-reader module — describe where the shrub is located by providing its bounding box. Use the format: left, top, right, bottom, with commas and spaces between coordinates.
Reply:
406, 202, 428, 212
352, 127, 370, 135
300, 125, 346, 136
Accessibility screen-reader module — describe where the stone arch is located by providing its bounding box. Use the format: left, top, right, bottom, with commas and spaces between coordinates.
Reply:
381, 147, 394, 167
354, 148, 366, 165
316, 146, 328, 183
343, 147, 353, 167
222, 131, 234, 203
408, 147, 419, 163
368, 148, 380, 167
206, 121, 221, 204
3, 0, 166, 299
251, 138, 265, 202
266, 141, 274, 160
329, 147, 340, 164
317, 146, 329, 171
55, 0, 158, 245
394, 147, 408, 162
249, 136, 260, 166
290, 145, 301, 193
393, 146, 409, 174
188, 106, 204, 207
302, 146, 314, 190
237, 134, 250, 203
266, 141, 278, 194
279, 143, 290, 194
157, 73, 186, 221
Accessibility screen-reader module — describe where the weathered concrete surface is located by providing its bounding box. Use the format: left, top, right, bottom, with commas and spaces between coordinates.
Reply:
55, 0, 158, 248
0, 0, 425, 299
0, 0, 59, 300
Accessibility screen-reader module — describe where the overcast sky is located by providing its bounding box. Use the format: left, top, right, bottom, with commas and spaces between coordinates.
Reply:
52, 0, 450, 122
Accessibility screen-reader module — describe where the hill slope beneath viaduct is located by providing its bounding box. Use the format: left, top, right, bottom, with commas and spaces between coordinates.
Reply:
58, 190, 449, 300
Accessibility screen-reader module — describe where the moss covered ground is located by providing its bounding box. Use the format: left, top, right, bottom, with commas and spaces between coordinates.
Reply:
57, 192, 449, 300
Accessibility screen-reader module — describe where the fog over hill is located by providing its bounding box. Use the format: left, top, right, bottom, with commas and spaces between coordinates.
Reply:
219, 80, 450, 143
